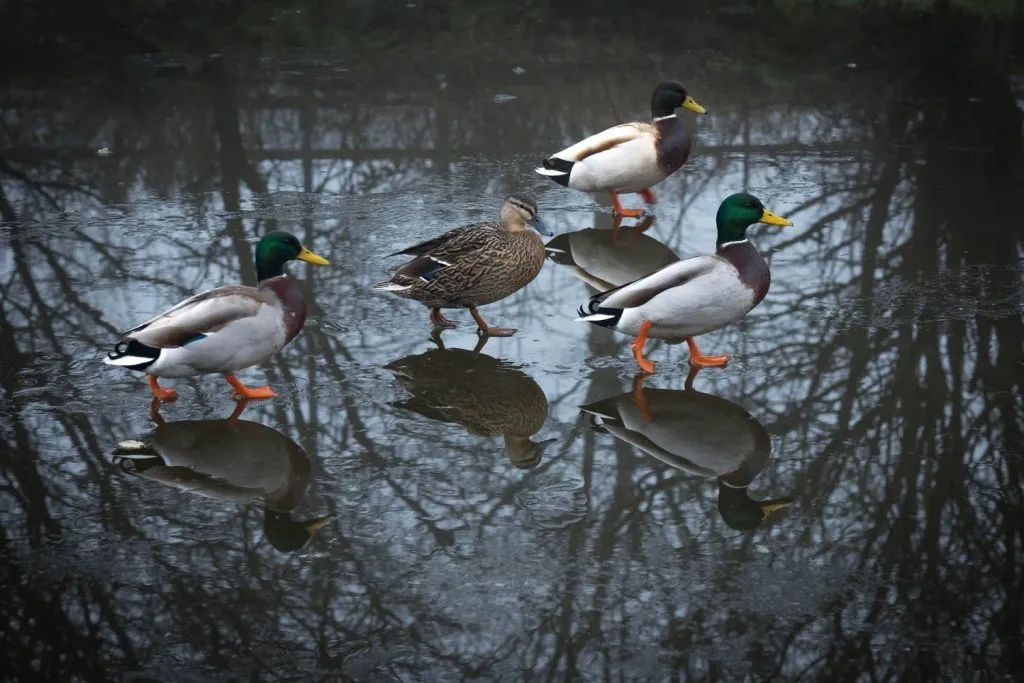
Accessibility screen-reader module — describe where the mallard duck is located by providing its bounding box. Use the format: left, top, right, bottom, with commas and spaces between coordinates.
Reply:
112, 403, 329, 552
104, 231, 329, 401
576, 193, 792, 373
580, 378, 793, 531
545, 217, 680, 292
375, 195, 550, 336
535, 81, 706, 218
385, 339, 554, 469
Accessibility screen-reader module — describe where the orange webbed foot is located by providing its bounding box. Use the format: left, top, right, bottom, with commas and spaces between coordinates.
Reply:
685, 338, 729, 369
609, 191, 646, 219
615, 207, 646, 218
631, 320, 656, 375
430, 307, 458, 329
690, 354, 729, 368
631, 374, 654, 423
147, 376, 177, 403
225, 375, 277, 401
635, 357, 656, 374
478, 326, 517, 337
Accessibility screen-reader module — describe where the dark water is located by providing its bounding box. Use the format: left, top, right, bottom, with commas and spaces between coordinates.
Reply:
2, 7, 1024, 681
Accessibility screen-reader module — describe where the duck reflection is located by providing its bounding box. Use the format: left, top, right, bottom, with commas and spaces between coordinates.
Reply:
385, 338, 554, 469
580, 377, 793, 531
112, 400, 328, 552
545, 216, 679, 291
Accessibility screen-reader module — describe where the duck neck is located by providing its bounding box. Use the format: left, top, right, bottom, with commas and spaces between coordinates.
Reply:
256, 252, 289, 282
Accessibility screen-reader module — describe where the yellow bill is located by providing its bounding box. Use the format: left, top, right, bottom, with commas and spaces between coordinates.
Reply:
759, 209, 793, 227
761, 499, 794, 516
297, 246, 330, 266
682, 96, 706, 115
305, 517, 330, 534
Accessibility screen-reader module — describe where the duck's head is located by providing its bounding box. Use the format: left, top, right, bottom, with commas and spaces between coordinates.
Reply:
717, 484, 794, 531
501, 194, 550, 235
255, 230, 330, 281
651, 81, 706, 118
715, 193, 793, 246
263, 511, 330, 553
504, 433, 557, 469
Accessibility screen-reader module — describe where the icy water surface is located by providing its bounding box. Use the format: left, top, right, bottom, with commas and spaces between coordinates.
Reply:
2, 41, 1024, 682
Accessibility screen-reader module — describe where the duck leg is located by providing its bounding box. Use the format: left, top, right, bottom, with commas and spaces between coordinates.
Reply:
225, 374, 277, 400
609, 191, 645, 218
226, 399, 251, 425
430, 307, 458, 329
148, 397, 166, 425
631, 374, 654, 423
470, 306, 516, 337
685, 337, 729, 368
683, 365, 701, 390
147, 375, 177, 402
639, 188, 657, 205
611, 214, 656, 241
631, 320, 656, 374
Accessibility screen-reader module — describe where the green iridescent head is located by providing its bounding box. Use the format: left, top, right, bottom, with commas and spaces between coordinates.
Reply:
717, 485, 794, 531
264, 512, 330, 553
715, 193, 793, 245
255, 231, 330, 281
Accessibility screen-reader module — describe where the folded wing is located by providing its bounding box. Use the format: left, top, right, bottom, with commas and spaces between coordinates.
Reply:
122, 285, 266, 348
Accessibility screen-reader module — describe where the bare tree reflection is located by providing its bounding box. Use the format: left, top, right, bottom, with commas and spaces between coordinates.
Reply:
0, 13, 1022, 680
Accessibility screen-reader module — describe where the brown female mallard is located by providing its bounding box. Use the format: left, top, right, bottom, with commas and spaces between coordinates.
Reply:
375, 195, 550, 336
385, 341, 554, 469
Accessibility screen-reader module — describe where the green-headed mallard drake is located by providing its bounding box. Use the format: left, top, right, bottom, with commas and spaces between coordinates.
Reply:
535, 81, 706, 218
580, 377, 793, 531
545, 217, 679, 291
576, 193, 792, 373
375, 195, 550, 336
112, 402, 329, 552
385, 340, 554, 469
104, 231, 329, 402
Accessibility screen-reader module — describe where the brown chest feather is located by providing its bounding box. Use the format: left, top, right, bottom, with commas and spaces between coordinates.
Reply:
261, 275, 308, 343
655, 117, 692, 176
717, 241, 770, 305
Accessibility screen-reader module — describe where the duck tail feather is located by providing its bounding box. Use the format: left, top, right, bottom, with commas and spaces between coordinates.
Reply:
575, 302, 622, 328
374, 280, 413, 292
104, 339, 159, 371
535, 157, 573, 187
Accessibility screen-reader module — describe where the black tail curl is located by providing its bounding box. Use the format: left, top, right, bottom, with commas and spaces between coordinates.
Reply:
106, 339, 159, 371
577, 301, 623, 329
540, 157, 573, 187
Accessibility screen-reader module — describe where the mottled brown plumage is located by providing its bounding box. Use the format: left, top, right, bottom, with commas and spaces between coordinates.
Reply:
385, 344, 553, 469
376, 195, 550, 336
